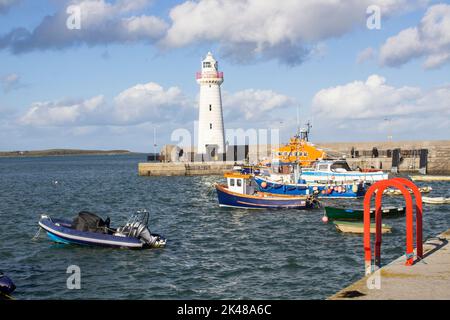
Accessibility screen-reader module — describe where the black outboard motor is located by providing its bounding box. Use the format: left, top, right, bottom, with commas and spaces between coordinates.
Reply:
0, 272, 16, 298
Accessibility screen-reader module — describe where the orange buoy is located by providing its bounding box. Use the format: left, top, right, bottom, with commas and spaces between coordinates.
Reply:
261, 181, 267, 188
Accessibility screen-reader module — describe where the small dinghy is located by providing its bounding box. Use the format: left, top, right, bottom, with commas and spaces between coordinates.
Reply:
333, 220, 392, 234
38, 211, 166, 249
0, 272, 16, 300
422, 196, 450, 204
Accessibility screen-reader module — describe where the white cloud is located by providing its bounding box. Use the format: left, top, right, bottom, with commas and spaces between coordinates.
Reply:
18, 82, 193, 127
223, 89, 293, 122
19, 95, 106, 126
17, 80, 295, 132
113, 82, 192, 124
379, 4, 450, 69
161, 0, 428, 65
0, 0, 168, 53
312, 74, 450, 120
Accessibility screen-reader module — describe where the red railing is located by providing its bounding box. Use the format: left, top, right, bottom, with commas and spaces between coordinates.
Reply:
363, 177, 423, 275
196, 72, 223, 80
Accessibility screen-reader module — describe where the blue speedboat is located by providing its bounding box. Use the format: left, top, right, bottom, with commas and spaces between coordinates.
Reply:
254, 175, 366, 198
216, 172, 317, 209
38, 211, 166, 249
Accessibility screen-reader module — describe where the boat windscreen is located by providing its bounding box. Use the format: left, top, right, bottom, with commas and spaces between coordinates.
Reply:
72, 211, 109, 233
330, 162, 351, 172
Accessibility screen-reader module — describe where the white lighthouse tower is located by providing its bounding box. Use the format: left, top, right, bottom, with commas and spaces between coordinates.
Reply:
196, 52, 225, 158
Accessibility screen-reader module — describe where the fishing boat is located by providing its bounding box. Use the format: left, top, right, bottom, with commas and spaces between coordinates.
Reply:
215, 172, 317, 209
38, 211, 166, 249
0, 272, 15, 300
422, 196, 450, 204
333, 220, 392, 234
324, 206, 405, 221
254, 175, 366, 198
300, 160, 388, 184
272, 125, 326, 168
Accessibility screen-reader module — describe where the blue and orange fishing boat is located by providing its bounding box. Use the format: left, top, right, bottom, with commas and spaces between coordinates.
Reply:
215, 172, 317, 209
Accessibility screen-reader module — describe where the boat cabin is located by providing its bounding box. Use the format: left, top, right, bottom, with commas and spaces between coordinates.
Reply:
224, 173, 255, 195
313, 160, 352, 173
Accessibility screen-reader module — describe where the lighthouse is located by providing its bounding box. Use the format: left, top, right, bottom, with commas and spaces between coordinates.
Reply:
196, 52, 225, 158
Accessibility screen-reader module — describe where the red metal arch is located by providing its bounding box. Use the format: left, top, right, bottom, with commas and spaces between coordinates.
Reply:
363, 178, 423, 275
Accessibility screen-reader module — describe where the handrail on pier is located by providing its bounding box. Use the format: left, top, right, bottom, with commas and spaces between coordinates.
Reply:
363, 177, 423, 275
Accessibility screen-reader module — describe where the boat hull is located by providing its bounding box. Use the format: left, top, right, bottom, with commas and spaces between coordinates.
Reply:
216, 184, 313, 210
324, 206, 406, 221
254, 176, 365, 198
333, 221, 392, 234
301, 170, 388, 184
39, 217, 165, 249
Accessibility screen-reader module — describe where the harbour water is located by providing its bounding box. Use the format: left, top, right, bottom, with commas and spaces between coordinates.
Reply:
0, 154, 449, 300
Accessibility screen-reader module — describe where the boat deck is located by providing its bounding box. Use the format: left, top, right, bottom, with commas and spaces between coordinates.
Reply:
329, 228, 450, 299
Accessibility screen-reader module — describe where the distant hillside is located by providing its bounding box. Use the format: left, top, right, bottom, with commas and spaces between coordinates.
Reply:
0, 149, 133, 157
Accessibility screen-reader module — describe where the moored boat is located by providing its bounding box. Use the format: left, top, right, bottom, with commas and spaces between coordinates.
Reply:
216, 172, 317, 209
300, 160, 388, 184
333, 220, 392, 234
38, 211, 166, 249
381, 186, 432, 195
422, 196, 450, 204
254, 175, 366, 198
324, 206, 406, 221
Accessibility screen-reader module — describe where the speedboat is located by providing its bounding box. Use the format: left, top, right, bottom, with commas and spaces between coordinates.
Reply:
216, 172, 317, 209
38, 211, 166, 249
0, 272, 15, 300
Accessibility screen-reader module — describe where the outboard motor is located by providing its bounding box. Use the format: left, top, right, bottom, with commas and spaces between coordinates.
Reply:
116, 211, 165, 247
0, 272, 16, 298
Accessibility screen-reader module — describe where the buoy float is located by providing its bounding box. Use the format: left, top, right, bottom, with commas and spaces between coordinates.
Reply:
261, 181, 267, 188
322, 216, 329, 223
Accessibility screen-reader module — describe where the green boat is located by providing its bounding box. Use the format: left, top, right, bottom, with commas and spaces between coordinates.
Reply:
324, 206, 405, 221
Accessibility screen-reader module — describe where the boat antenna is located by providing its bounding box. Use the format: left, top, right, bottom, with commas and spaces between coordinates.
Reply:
296, 104, 301, 138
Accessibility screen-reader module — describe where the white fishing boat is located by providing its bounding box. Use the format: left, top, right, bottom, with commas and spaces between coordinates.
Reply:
300, 160, 388, 184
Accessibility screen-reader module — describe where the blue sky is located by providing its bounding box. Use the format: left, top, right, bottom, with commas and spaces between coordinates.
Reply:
0, 0, 449, 152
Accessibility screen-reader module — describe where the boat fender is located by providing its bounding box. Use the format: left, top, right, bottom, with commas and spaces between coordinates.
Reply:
261, 181, 267, 189
352, 184, 358, 193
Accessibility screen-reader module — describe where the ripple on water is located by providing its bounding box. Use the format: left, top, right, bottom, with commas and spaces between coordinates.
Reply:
0, 155, 449, 299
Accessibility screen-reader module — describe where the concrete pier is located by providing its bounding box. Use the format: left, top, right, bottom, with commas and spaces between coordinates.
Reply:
329, 228, 450, 300
138, 162, 235, 176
